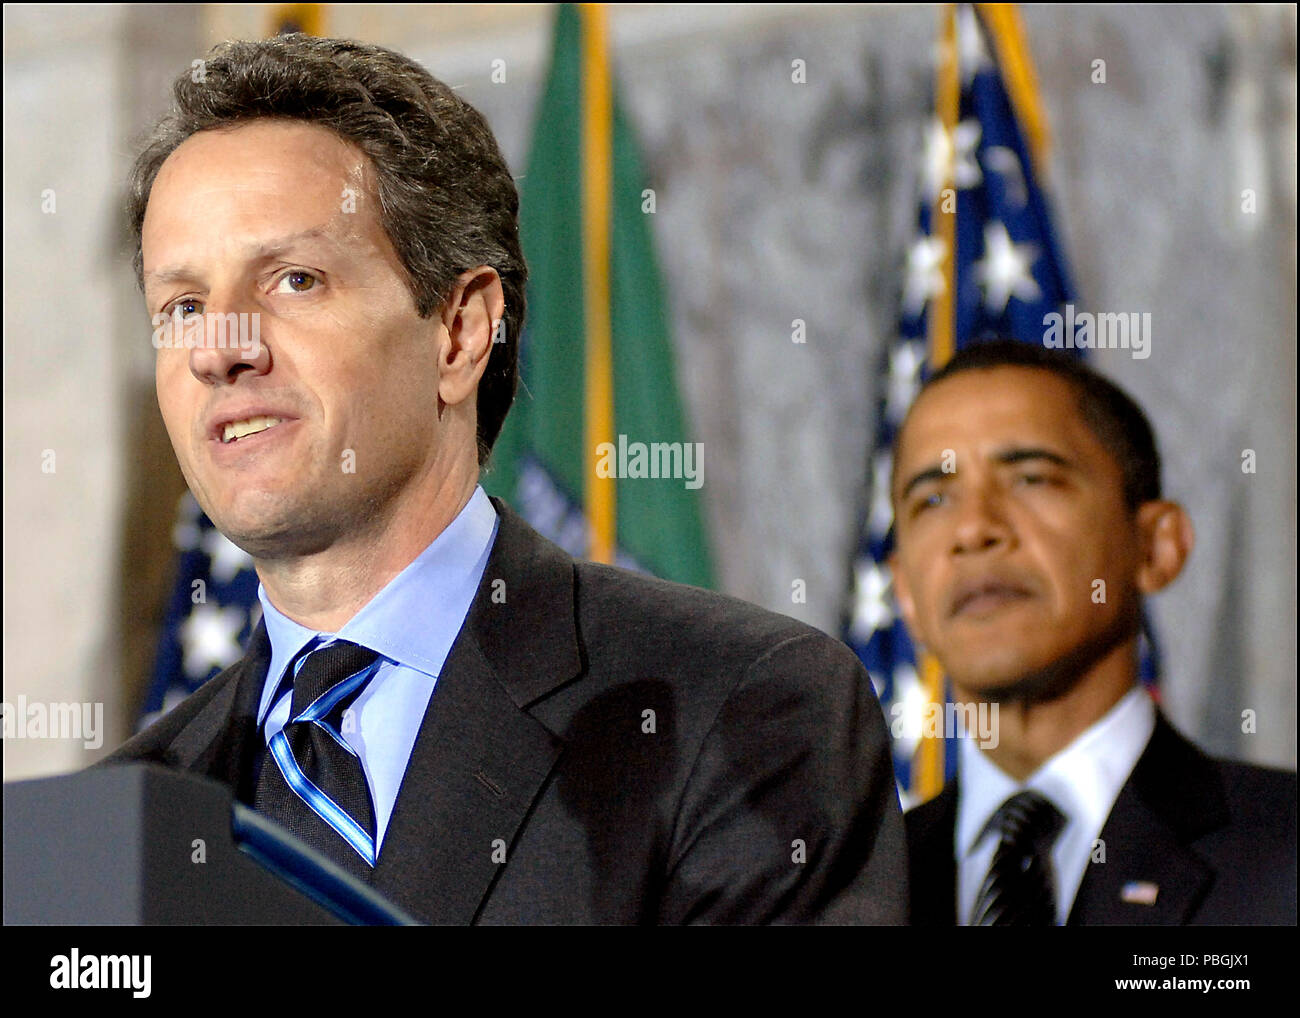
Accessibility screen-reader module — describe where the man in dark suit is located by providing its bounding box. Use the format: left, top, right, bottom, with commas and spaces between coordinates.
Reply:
890, 340, 1296, 925
100, 34, 907, 924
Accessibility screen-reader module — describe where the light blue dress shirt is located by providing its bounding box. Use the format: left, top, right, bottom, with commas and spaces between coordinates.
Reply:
254, 485, 499, 853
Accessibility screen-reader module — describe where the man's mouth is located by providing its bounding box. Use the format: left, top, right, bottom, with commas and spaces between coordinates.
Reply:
949, 579, 1034, 618
222, 415, 284, 443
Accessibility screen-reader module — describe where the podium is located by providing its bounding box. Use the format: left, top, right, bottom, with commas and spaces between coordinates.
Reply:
3, 764, 419, 924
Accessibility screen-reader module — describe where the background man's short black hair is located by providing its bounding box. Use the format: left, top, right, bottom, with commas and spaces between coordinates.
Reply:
904, 339, 1162, 509
126, 33, 527, 466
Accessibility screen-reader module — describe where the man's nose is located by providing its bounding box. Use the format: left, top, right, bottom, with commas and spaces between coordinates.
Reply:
188, 298, 270, 385
950, 484, 1012, 555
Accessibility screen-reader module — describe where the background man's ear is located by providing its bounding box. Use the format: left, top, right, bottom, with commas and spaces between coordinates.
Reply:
1135, 500, 1195, 595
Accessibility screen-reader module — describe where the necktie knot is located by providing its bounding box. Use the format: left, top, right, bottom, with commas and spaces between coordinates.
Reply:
988, 788, 1065, 849
288, 640, 381, 720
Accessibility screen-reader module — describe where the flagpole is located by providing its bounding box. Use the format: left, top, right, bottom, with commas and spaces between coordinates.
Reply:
266, 3, 324, 36
975, 3, 1050, 172
580, 2, 617, 565
914, 3, 962, 803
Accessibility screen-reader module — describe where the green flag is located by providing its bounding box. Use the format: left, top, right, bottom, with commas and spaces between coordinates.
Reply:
484, 3, 713, 589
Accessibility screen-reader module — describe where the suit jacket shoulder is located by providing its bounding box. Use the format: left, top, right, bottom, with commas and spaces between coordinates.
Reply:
1071, 714, 1297, 925
474, 530, 909, 924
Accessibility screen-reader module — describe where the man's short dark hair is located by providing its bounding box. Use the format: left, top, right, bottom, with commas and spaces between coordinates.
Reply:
126, 33, 526, 465
907, 340, 1162, 509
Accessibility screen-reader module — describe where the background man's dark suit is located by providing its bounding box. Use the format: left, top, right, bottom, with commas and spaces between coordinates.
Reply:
104, 499, 908, 924
906, 714, 1297, 925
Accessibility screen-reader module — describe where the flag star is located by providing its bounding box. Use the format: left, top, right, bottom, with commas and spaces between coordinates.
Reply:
974, 221, 1041, 314
957, 4, 993, 86
952, 119, 983, 189
202, 527, 253, 583
849, 560, 894, 642
902, 236, 948, 318
173, 520, 200, 552
867, 449, 895, 539
921, 119, 953, 201
885, 340, 926, 426
179, 603, 246, 678
889, 661, 927, 759
922, 118, 984, 200
984, 145, 1029, 208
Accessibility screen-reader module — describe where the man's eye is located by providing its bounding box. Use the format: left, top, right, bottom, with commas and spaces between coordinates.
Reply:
912, 491, 946, 514
1016, 473, 1048, 486
166, 298, 203, 318
274, 270, 318, 294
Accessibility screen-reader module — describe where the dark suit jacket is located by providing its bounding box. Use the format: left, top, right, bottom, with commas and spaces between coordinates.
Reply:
906, 712, 1297, 924
102, 499, 908, 924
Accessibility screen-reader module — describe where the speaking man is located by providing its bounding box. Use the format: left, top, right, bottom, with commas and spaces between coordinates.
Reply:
892, 340, 1296, 925
99, 34, 907, 925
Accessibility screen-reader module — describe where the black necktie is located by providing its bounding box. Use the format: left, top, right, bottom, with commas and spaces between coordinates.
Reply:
971, 789, 1065, 926
253, 640, 381, 880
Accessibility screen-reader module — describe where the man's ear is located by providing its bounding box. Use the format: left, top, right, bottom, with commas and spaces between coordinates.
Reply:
437, 265, 505, 409
1135, 500, 1194, 595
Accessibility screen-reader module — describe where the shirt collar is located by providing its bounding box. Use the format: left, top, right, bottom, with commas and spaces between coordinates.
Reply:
256, 485, 498, 719
956, 685, 1156, 858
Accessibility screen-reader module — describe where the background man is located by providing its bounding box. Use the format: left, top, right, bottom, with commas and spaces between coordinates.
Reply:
892, 340, 1296, 925
100, 33, 907, 925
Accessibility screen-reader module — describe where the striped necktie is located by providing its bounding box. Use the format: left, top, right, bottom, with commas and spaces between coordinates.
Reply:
253, 640, 382, 880
971, 789, 1065, 926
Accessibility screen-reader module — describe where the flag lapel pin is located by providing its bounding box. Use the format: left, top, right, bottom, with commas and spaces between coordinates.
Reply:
1121, 880, 1160, 905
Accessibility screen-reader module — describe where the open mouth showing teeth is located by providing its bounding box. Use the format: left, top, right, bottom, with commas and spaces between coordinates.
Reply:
222, 416, 283, 443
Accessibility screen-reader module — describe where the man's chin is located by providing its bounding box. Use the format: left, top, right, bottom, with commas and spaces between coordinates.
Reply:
204, 504, 338, 561
953, 660, 1085, 706
944, 621, 1136, 706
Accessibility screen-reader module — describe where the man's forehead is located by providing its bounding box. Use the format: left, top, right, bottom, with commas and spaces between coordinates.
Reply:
143, 121, 375, 278
895, 367, 1086, 465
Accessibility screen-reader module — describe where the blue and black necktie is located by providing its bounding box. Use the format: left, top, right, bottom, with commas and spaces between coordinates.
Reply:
971, 789, 1065, 926
253, 640, 382, 880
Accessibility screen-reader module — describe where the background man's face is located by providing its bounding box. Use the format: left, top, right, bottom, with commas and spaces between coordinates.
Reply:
890, 366, 1145, 700
143, 120, 444, 559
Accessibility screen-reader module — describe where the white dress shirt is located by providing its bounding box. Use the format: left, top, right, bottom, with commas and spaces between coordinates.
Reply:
955, 685, 1156, 925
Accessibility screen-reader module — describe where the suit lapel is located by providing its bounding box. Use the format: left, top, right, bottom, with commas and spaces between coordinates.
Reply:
161, 620, 271, 799
1068, 714, 1224, 925
368, 499, 582, 924
905, 783, 959, 924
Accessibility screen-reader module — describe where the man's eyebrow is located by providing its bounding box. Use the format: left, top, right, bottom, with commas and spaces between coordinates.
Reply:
143, 226, 336, 286
992, 447, 1074, 469
897, 447, 1074, 502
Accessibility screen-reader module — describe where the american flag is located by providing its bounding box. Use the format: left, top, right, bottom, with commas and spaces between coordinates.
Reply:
139, 492, 261, 730
842, 5, 1159, 807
